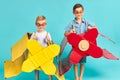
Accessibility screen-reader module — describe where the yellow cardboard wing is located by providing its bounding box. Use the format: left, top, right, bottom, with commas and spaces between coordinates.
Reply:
22, 40, 60, 75
4, 33, 29, 78
11, 33, 29, 61
4, 52, 27, 78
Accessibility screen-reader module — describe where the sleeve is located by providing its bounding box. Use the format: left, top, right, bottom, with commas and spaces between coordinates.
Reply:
64, 22, 73, 32
86, 20, 96, 27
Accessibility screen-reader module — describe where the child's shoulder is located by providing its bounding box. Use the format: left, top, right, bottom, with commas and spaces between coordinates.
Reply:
45, 31, 51, 35
67, 20, 75, 25
42, 30, 51, 35
82, 18, 94, 23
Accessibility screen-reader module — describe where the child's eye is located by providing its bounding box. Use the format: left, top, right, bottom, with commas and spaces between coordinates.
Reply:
74, 11, 82, 14
36, 23, 46, 26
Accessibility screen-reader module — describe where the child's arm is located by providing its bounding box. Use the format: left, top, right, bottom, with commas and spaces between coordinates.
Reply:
45, 32, 53, 45
87, 26, 97, 30
46, 35, 53, 44
64, 28, 76, 36
30, 32, 37, 40
64, 21, 76, 36
86, 20, 97, 30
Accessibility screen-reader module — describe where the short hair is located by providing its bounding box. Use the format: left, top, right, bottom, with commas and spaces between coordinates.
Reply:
73, 3, 84, 12
35, 16, 46, 24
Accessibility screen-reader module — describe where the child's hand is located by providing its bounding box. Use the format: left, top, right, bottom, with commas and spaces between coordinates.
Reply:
46, 34, 50, 41
33, 36, 37, 40
70, 29, 76, 33
33, 34, 37, 40
64, 29, 76, 36
46, 34, 53, 44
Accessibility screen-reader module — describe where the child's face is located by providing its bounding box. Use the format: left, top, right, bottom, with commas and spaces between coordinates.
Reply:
36, 20, 46, 31
73, 7, 84, 19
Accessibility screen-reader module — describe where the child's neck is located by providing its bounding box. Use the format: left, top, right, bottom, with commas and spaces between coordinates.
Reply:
76, 18, 82, 24
38, 29, 44, 33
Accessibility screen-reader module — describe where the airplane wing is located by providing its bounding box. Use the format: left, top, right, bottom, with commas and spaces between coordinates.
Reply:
58, 55, 72, 76
59, 37, 67, 56
102, 49, 119, 60
11, 33, 29, 61
4, 52, 27, 78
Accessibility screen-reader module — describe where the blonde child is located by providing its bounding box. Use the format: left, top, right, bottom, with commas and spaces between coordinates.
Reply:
30, 16, 52, 80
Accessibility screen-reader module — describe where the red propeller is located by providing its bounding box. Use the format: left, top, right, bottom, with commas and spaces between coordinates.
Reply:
67, 28, 118, 64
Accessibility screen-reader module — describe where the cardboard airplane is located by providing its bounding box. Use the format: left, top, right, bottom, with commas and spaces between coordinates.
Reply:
58, 28, 119, 75
4, 33, 65, 80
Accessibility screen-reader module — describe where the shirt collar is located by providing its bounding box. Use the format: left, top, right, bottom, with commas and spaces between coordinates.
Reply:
73, 18, 85, 24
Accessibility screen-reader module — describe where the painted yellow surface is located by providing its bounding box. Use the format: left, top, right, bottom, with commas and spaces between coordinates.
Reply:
22, 40, 60, 75
4, 52, 27, 78
11, 33, 28, 61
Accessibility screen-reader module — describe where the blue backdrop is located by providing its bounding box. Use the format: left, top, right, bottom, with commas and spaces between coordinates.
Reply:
0, 0, 120, 80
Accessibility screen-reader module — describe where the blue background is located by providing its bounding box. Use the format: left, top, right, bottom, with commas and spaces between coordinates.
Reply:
0, 0, 120, 80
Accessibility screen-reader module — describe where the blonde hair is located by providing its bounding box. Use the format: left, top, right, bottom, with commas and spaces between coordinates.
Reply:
35, 16, 46, 24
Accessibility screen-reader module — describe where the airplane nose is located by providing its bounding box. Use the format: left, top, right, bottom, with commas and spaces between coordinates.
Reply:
78, 40, 89, 51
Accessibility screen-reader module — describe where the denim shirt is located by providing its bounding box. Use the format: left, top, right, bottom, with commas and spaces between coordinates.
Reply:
65, 18, 95, 34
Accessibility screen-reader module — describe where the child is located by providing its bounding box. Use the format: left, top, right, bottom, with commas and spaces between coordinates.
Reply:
30, 16, 52, 80
64, 3, 97, 80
